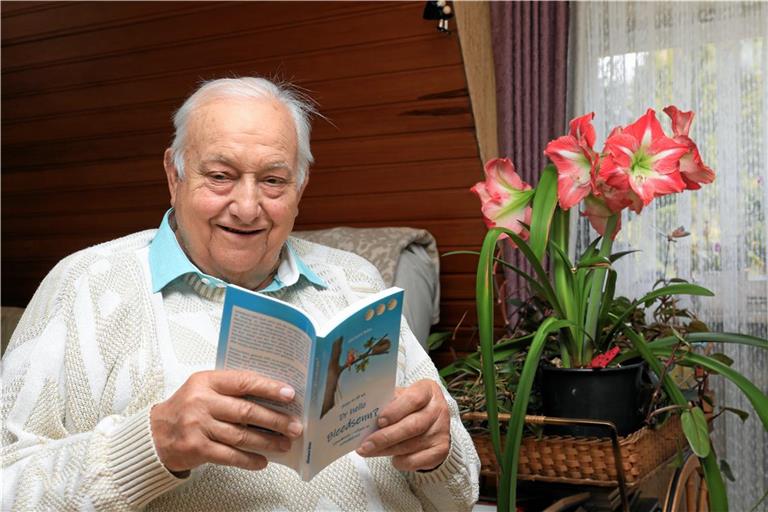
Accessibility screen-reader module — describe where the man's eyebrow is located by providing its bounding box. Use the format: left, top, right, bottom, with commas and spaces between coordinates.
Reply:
263, 161, 292, 171
202, 154, 236, 166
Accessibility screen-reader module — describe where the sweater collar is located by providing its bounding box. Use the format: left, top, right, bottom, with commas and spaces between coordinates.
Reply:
149, 209, 326, 293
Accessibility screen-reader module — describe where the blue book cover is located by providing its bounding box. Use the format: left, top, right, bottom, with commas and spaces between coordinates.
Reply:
216, 285, 403, 481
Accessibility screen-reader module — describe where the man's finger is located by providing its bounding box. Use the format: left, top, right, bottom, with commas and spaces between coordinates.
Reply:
207, 370, 295, 403
358, 430, 433, 457
392, 446, 448, 472
357, 413, 428, 455
209, 420, 293, 453
205, 440, 270, 471
209, 395, 303, 438
376, 383, 432, 428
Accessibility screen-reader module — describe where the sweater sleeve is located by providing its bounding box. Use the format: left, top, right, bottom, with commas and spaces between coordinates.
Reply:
1, 255, 185, 510
398, 322, 481, 512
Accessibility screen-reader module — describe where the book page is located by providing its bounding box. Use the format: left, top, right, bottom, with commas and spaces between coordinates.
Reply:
222, 306, 311, 418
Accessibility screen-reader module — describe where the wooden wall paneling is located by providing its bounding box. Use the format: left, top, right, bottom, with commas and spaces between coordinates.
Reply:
1, 2, 487, 370
1, 2, 222, 43
3, 36, 464, 121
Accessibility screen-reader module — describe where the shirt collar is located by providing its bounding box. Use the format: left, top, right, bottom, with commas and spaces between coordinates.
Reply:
149, 209, 326, 293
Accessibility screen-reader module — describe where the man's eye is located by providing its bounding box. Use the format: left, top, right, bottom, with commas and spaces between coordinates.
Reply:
264, 177, 287, 186
210, 173, 229, 182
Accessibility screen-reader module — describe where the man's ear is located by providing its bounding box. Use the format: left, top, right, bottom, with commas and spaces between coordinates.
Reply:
163, 148, 179, 207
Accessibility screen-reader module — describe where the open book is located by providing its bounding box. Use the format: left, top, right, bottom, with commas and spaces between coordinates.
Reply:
215, 285, 404, 481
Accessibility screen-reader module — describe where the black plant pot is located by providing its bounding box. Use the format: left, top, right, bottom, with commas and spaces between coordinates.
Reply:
541, 361, 646, 437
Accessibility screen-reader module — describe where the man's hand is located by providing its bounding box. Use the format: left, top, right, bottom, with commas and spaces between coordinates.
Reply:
355, 379, 450, 472
150, 370, 303, 473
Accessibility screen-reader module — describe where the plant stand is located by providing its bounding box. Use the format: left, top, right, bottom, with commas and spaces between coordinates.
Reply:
464, 413, 688, 512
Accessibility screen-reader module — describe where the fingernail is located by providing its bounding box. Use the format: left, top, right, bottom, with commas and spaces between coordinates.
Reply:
358, 441, 373, 454
378, 417, 388, 428
288, 421, 303, 437
280, 387, 295, 400
279, 438, 291, 451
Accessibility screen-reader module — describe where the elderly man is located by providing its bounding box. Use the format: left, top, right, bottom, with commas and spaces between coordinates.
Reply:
2, 77, 480, 511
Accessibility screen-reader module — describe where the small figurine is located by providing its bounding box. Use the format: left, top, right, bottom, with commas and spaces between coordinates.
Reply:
423, 0, 454, 33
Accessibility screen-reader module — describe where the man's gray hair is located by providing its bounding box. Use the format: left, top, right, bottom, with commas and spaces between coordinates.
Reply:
169, 77, 317, 187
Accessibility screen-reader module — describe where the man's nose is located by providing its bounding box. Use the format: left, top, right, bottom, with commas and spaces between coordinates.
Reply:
229, 181, 262, 223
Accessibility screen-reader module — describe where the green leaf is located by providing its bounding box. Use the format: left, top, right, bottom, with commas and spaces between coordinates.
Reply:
719, 459, 736, 482
687, 319, 709, 333
527, 164, 559, 261
576, 256, 611, 269
709, 352, 734, 367
702, 451, 729, 510
681, 407, 711, 458
498, 317, 571, 511
506, 231, 564, 317
640, 283, 715, 303
722, 406, 750, 423
608, 249, 640, 262
426, 331, 450, 351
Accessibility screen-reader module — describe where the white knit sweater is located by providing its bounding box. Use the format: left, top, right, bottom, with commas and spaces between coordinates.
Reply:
1, 230, 480, 511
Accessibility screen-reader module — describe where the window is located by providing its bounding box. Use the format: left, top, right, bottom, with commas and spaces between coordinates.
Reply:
571, 3, 767, 508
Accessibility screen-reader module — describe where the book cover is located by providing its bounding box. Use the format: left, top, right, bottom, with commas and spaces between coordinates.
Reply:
215, 285, 403, 480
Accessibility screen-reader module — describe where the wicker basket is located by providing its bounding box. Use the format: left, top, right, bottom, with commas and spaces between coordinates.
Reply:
468, 414, 684, 487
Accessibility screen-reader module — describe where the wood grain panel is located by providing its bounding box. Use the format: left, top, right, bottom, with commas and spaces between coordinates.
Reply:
2, 3, 368, 71
3, 36, 463, 121
3, 4, 426, 99
306, 158, 480, 198
1, 2, 218, 43
1, 158, 163, 193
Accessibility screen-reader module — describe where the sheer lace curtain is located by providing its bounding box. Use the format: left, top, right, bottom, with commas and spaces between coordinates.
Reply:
570, 2, 767, 509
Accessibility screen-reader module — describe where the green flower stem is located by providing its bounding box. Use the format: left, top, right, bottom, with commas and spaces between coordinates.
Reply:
552, 208, 578, 366
582, 214, 619, 365
476, 228, 507, 473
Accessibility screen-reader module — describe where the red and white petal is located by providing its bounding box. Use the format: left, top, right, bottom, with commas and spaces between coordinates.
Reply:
568, 112, 597, 148
663, 105, 694, 137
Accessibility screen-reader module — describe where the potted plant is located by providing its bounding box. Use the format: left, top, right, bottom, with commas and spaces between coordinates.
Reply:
466, 107, 768, 511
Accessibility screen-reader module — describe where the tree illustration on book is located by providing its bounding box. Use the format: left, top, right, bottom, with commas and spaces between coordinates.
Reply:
320, 335, 392, 418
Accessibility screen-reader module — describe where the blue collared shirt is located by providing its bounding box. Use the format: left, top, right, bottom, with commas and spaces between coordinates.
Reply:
148, 209, 326, 293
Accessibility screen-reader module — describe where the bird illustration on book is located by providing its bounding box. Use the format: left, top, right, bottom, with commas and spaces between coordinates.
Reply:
320, 335, 392, 418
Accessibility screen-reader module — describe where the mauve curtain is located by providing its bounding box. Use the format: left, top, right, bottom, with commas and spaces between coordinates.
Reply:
490, 1, 570, 320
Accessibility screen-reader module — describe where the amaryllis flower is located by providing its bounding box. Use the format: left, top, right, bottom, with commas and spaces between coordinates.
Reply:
470, 158, 534, 243
544, 112, 599, 210
599, 109, 688, 206
663, 106, 715, 190
582, 194, 621, 239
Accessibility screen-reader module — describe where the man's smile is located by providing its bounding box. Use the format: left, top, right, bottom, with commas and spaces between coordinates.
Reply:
219, 225, 264, 235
